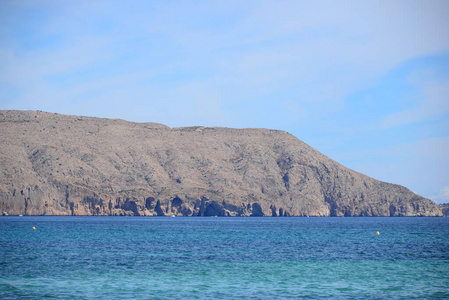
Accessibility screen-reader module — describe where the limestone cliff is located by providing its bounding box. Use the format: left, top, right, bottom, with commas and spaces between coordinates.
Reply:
439, 204, 449, 217
0, 110, 442, 216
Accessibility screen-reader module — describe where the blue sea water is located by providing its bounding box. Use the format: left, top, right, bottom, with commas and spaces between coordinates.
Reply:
0, 217, 448, 299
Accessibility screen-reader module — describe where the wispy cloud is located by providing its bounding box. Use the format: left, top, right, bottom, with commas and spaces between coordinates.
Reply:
381, 67, 449, 128
2, 1, 449, 118
430, 186, 449, 204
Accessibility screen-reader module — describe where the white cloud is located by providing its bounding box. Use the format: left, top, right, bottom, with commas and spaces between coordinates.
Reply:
178, 0, 449, 126
2, 1, 449, 117
430, 186, 449, 204
381, 70, 449, 128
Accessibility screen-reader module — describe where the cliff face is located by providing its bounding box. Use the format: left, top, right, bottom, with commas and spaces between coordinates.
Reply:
440, 204, 449, 217
0, 110, 442, 216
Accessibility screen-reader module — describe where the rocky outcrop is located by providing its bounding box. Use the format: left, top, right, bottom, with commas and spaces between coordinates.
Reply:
439, 204, 449, 217
0, 110, 443, 216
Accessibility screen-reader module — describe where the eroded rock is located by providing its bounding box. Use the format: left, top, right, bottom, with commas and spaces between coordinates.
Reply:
0, 110, 443, 216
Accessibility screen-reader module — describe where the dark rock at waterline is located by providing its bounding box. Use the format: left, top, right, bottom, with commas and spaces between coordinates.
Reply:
0, 110, 443, 216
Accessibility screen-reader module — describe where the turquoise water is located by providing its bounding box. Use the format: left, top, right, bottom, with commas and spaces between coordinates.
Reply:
1, 217, 448, 299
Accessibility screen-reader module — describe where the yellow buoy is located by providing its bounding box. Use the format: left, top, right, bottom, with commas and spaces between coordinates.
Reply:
376, 231, 380, 235
32, 227, 36, 230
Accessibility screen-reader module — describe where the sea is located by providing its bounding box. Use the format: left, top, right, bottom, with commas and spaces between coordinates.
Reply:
0, 216, 448, 299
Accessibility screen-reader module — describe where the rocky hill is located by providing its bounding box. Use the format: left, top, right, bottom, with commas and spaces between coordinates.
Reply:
439, 204, 449, 217
0, 110, 442, 216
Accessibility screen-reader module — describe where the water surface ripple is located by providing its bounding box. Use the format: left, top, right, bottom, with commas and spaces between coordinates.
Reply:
1, 217, 448, 299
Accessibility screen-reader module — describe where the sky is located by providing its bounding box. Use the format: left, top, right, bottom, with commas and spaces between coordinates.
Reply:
0, 0, 448, 203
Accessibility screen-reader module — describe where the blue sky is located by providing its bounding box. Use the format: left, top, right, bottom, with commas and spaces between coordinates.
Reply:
1, 0, 448, 203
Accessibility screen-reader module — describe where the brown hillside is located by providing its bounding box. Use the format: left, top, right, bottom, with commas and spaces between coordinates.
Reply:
0, 110, 442, 216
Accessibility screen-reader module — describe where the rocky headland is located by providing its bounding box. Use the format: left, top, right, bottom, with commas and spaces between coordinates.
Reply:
0, 110, 442, 216
439, 204, 449, 217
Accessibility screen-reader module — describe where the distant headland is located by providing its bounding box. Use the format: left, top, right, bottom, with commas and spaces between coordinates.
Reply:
0, 110, 443, 216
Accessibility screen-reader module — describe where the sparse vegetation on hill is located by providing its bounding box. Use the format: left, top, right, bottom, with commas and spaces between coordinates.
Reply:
0, 110, 442, 216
